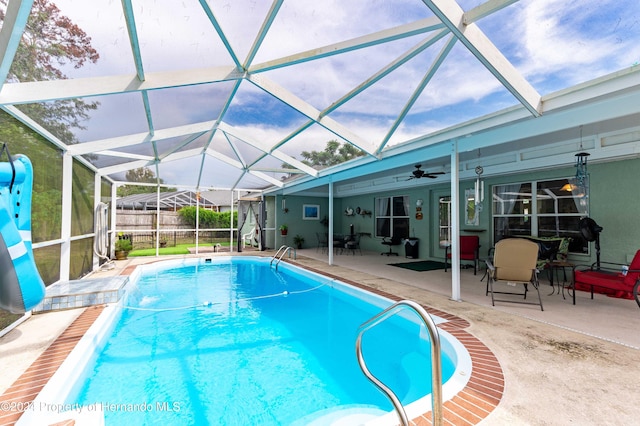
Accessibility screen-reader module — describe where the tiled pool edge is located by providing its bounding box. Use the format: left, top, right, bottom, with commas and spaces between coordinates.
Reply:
0, 306, 105, 426
294, 262, 505, 426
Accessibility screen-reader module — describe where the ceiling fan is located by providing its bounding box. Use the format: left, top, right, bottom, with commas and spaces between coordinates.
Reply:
407, 164, 445, 180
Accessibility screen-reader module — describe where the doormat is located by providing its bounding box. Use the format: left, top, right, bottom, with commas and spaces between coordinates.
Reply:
388, 260, 447, 271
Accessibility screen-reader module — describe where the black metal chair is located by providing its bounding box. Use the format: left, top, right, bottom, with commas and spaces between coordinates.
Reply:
316, 232, 328, 253
381, 236, 402, 256
344, 234, 361, 255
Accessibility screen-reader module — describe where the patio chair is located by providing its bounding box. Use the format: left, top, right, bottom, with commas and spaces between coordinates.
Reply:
381, 236, 402, 256
444, 235, 480, 275
333, 234, 346, 254
242, 228, 257, 248
485, 238, 543, 311
572, 249, 640, 308
316, 232, 328, 253
344, 234, 361, 256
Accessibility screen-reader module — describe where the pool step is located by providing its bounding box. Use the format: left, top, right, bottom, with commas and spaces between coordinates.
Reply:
292, 404, 388, 426
32, 277, 129, 313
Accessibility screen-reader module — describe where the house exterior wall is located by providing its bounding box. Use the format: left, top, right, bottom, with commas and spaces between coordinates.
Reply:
269, 157, 640, 264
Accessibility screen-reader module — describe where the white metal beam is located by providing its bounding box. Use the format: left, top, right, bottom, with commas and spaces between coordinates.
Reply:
267, 30, 450, 156
198, 0, 242, 69
99, 159, 152, 176
251, 17, 444, 73
98, 150, 154, 161
120, 0, 145, 81
323, 30, 450, 118
67, 121, 215, 156
204, 147, 244, 169
450, 140, 461, 301
0, 0, 33, 91
0, 66, 242, 104
243, 0, 284, 69
377, 35, 458, 154
247, 73, 377, 156
218, 121, 319, 176
162, 147, 206, 163
248, 170, 284, 188
421, 0, 541, 116
59, 152, 73, 282
464, 0, 520, 24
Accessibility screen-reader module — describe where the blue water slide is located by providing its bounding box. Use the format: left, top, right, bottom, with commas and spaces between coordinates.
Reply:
0, 154, 46, 313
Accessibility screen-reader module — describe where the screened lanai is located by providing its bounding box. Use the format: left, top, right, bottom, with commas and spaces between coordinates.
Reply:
1, 0, 640, 289
115, 190, 229, 211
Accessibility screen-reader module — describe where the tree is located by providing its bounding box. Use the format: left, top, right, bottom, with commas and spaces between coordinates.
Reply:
117, 167, 175, 197
299, 140, 366, 168
125, 167, 157, 183
0, 0, 100, 143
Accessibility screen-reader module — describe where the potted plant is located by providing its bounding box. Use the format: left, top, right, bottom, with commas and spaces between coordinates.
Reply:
279, 224, 288, 235
114, 237, 132, 260
293, 234, 305, 249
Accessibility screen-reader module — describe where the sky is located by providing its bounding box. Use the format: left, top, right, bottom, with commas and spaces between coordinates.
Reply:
15, 0, 640, 188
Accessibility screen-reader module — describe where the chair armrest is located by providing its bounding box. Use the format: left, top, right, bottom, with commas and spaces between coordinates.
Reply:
572, 264, 594, 273
485, 259, 495, 271
573, 263, 640, 275
592, 260, 627, 269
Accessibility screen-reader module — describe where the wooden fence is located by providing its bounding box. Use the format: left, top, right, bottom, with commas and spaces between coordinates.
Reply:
116, 211, 233, 249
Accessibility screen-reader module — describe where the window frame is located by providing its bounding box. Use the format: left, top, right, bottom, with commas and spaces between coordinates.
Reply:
374, 195, 410, 238
492, 177, 589, 254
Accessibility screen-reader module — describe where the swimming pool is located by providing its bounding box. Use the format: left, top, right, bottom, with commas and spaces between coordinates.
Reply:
22, 257, 471, 425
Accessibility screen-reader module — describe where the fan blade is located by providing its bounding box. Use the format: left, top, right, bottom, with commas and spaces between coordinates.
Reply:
425, 172, 445, 178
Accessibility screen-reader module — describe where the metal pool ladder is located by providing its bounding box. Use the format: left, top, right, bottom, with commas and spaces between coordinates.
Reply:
270, 245, 295, 270
355, 300, 443, 426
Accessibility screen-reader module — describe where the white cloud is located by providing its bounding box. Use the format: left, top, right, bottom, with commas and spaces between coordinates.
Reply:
516, 0, 639, 85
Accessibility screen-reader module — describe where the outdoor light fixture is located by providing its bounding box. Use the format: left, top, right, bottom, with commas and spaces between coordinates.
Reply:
281, 197, 288, 213
416, 199, 423, 207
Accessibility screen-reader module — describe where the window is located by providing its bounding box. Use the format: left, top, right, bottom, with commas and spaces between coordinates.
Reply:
493, 179, 588, 253
375, 196, 409, 238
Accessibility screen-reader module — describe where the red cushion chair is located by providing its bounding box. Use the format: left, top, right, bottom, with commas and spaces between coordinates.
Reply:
444, 235, 480, 275
573, 249, 640, 308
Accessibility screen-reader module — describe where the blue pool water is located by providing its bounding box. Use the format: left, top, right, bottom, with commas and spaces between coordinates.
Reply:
69, 257, 458, 425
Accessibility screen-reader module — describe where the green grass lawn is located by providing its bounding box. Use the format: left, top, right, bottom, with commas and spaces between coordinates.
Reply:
129, 242, 235, 257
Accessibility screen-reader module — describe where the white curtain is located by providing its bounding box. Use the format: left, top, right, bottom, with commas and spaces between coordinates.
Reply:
376, 197, 389, 216
402, 196, 410, 216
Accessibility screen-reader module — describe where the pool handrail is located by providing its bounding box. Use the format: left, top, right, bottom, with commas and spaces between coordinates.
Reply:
355, 299, 443, 426
270, 245, 296, 270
